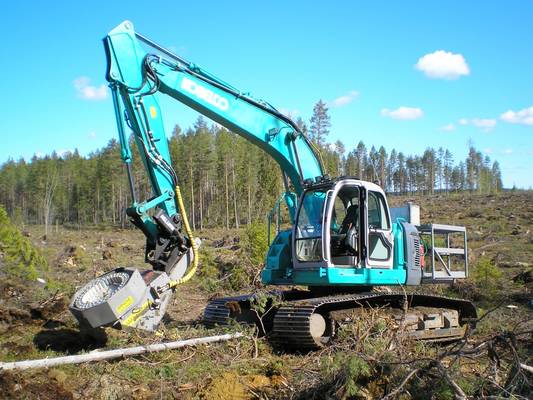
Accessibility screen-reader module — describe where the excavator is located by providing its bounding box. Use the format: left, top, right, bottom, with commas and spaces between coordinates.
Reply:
70, 21, 476, 351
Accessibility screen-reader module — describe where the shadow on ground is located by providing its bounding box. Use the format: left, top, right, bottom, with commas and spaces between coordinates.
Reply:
33, 327, 107, 353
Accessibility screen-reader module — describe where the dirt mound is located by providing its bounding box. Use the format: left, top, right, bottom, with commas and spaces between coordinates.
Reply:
0, 306, 32, 327
0, 371, 73, 400
0, 293, 68, 331
0, 280, 27, 303
58, 245, 86, 267
29, 295, 68, 320
212, 234, 240, 250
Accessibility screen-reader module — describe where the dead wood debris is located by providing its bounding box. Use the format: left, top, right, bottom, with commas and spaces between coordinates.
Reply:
287, 305, 532, 399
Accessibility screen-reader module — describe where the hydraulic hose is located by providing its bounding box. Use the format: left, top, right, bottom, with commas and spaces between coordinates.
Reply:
168, 185, 199, 288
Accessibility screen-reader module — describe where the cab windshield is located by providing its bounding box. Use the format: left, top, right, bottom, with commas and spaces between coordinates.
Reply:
295, 189, 327, 262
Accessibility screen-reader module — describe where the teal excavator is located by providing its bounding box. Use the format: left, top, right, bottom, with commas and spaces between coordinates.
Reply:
70, 21, 476, 350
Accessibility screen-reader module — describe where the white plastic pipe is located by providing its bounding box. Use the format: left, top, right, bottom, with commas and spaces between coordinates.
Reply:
0, 332, 243, 370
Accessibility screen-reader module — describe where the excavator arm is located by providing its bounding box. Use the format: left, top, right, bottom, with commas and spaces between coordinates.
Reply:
69, 21, 325, 331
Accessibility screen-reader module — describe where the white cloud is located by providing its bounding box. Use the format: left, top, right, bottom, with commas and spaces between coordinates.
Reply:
415, 50, 470, 80
331, 90, 359, 107
88, 131, 97, 139
503, 148, 513, 155
440, 123, 456, 132
458, 118, 496, 132
471, 118, 496, 132
472, 118, 496, 131
483, 148, 493, 154
74, 77, 108, 100
381, 106, 423, 120
500, 106, 533, 126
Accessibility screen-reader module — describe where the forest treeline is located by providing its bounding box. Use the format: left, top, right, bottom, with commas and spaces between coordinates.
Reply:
0, 101, 503, 232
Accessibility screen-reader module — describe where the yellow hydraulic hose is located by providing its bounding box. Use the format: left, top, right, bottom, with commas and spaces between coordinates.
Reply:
167, 185, 199, 288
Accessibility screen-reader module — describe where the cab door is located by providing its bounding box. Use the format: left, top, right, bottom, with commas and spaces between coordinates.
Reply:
323, 182, 361, 267
365, 190, 394, 268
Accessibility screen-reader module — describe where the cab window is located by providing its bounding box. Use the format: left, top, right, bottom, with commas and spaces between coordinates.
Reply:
329, 186, 360, 263
368, 191, 390, 230
295, 189, 327, 262
331, 196, 347, 233
367, 191, 391, 262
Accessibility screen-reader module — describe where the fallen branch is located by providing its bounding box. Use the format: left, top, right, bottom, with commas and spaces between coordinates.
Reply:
382, 368, 419, 400
0, 332, 243, 371
519, 363, 533, 374
435, 360, 467, 399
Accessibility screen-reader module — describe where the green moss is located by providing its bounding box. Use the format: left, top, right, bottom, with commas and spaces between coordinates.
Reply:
182, 353, 216, 381
116, 361, 159, 381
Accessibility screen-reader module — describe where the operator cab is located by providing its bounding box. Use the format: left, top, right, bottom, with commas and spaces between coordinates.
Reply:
293, 178, 394, 270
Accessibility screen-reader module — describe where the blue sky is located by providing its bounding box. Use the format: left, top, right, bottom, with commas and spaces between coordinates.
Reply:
1, 1, 532, 188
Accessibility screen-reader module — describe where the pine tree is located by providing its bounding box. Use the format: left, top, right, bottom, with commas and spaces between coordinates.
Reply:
378, 146, 387, 190
295, 117, 308, 136
334, 140, 346, 175
443, 149, 453, 193
387, 149, 397, 193
215, 127, 233, 229
355, 141, 367, 180
368, 146, 379, 182
309, 100, 331, 147
437, 147, 445, 191
421, 148, 436, 194
397, 152, 406, 193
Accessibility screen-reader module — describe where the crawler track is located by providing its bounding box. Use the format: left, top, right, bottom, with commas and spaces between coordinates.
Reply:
203, 290, 477, 351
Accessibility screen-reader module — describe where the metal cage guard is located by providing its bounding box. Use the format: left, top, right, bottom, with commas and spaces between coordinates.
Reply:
417, 224, 468, 283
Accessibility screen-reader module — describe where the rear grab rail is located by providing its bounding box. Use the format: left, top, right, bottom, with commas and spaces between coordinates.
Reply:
417, 224, 468, 284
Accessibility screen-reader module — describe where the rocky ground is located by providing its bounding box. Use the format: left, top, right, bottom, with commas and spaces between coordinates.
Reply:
0, 191, 531, 399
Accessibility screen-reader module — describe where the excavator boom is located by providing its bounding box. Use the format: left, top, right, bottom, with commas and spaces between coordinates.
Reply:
100, 20, 326, 273
105, 21, 323, 197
